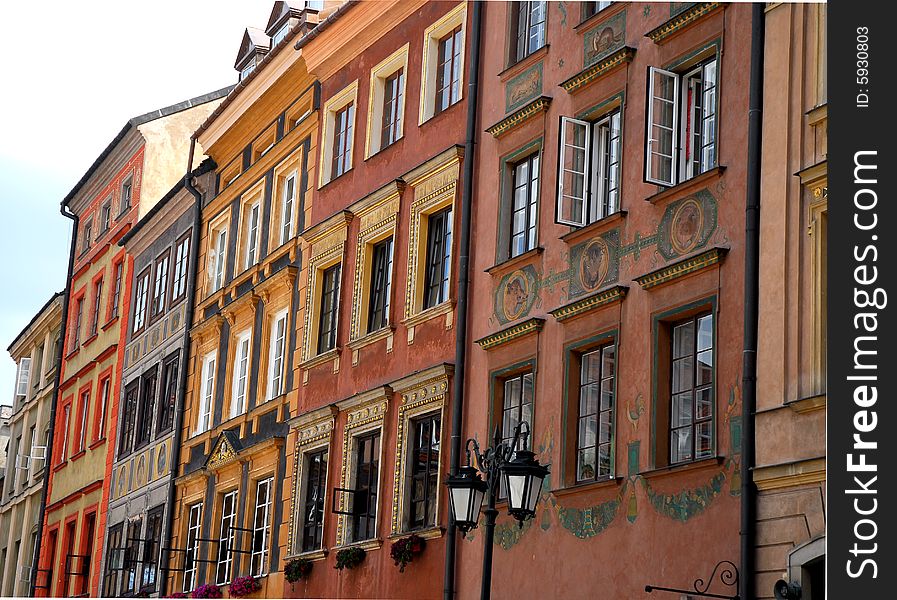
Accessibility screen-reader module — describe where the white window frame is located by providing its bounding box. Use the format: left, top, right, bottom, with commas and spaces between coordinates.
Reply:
133, 272, 150, 332
15, 358, 31, 397
183, 503, 203, 592
152, 254, 169, 316
267, 309, 288, 400
216, 490, 238, 585
645, 58, 718, 187
231, 329, 252, 418
272, 23, 290, 47
250, 477, 274, 577
210, 227, 228, 293
419, 3, 467, 124
556, 109, 623, 227
197, 351, 216, 434
365, 44, 410, 158
319, 81, 359, 187
280, 171, 297, 245
245, 201, 261, 269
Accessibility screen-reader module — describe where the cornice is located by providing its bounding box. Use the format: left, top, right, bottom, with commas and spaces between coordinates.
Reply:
485, 97, 552, 139
549, 286, 628, 322
634, 248, 728, 290
645, 3, 723, 44
475, 318, 545, 351
559, 47, 635, 94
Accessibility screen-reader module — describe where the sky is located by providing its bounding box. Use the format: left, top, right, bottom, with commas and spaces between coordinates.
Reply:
0, 0, 279, 405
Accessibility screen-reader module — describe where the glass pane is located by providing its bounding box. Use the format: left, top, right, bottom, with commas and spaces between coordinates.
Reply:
697, 349, 713, 385
671, 426, 692, 463
672, 321, 695, 358
672, 356, 694, 393
598, 409, 612, 443
696, 387, 713, 420
697, 315, 713, 350
672, 392, 692, 427
600, 378, 614, 411
582, 350, 601, 384
696, 421, 713, 458
597, 444, 611, 476
577, 448, 596, 481
602, 345, 615, 377
504, 378, 521, 409
578, 415, 596, 448
579, 382, 598, 415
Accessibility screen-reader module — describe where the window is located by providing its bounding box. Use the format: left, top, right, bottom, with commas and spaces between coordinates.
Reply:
498, 371, 534, 497
645, 58, 718, 187
14, 358, 30, 398
135, 367, 158, 449
250, 478, 274, 577
77, 513, 96, 597
77, 389, 89, 453
171, 234, 191, 303
123, 517, 142, 594
331, 103, 354, 179
231, 329, 251, 418
100, 201, 112, 233
71, 297, 84, 349
280, 172, 297, 245
420, 4, 466, 123
436, 27, 463, 115
244, 201, 261, 269
96, 377, 110, 441
301, 449, 327, 552
557, 109, 622, 227
512, 1, 547, 63
152, 252, 170, 318
60, 404, 71, 462
367, 238, 393, 332
509, 154, 540, 258
141, 507, 163, 593
210, 227, 228, 293
110, 260, 123, 320
121, 180, 133, 214
575, 344, 615, 482
157, 354, 179, 435
240, 60, 256, 81
423, 207, 453, 309
582, 1, 612, 20
381, 69, 405, 149
317, 264, 341, 353
267, 310, 288, 400
33, 344, 44, 389
197, 351, 216, 434
183, 504, 202, 592
102, 524, 123, 597
351, 431, 380, 542
407, 414, 440, 530
669, 313, 714, 464
215, 491, 237, 585
119, 382, 139, 457
132, 269, 150, 333
272, 23, 290, 46
82, 219, 93, 254
89, 279, 102, 337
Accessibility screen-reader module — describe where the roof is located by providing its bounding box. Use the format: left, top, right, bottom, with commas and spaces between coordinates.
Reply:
235, 27, 272, 69
265, 1, 310, 34
194, 1, 358, 141
7, 291, 64, 354
117, 158, 217, 248
61, 86, 235, 208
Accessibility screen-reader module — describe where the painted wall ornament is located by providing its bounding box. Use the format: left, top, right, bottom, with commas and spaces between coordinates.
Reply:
568, 229, 620, 299
493, 265, 539, 325
657, 189, 718, 260
583, 10, 626, 68
505, 62, 544, 113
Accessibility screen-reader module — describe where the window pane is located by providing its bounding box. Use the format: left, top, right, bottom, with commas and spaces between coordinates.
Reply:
672, 321, 694, 358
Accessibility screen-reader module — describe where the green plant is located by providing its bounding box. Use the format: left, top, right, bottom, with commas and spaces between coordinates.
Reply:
284, 558, 314, 583
390, 534, 426, 572
334, 546, 367, 571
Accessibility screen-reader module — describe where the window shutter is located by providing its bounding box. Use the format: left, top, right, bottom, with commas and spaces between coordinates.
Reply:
645, 67, 679, 187
15, 358, 31, 397
556, 117, 591, 227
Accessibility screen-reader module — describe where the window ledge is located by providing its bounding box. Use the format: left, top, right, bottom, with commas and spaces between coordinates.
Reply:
348, 326, 395, 352
52, 462, 67, 473
403, 301, 454, 330
319, 168, 354, 192
786, 394, 826, 414
335, 538, 382, 552
485, 246, 543, 276
560, 211, 627, 246
639, 455, 724, 481
69, 450, 87, 462
88, 438, 105, 450
499, 44, 550, 82
388, 526, 444, 542
645, 166, 726, 205
65, 347, 80, 360
100, 316, 119, 331
364, 136, 404, 162
82, 332, 99, 348
285, 548, 329, 562
299, 347, 341, 371
551, 476, 623, 498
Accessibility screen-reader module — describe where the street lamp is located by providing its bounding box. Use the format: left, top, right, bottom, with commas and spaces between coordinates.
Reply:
445, 422, 549, 600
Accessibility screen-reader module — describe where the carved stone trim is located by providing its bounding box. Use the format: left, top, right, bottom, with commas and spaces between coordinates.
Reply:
475, 317, 545, 350
549, 286, 628, 322
634, 248, 728, 290
646, 3, 722, 44
559, 47, 635, 94
485, 96, 552, 138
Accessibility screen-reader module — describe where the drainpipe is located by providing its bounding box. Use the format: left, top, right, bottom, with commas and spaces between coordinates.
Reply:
740, 5, 764, 600
444, 1, 483, 599
159, 138, 205, 597
30, 205, 79, 596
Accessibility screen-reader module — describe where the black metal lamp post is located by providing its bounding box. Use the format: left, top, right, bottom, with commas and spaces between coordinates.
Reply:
445, 422, 549, 600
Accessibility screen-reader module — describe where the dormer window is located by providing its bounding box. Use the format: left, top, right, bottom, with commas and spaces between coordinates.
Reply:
272, 24, 290, 47
240, 60, 257, 82
234, 27, 270, 83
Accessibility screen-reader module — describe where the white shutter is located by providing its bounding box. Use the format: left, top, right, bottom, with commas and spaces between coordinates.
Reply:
15, 358, 31, 397
645, 66, 679, 186
556, 117, 591, 227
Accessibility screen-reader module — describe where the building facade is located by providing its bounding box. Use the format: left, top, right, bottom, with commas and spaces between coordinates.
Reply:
97, 161, 216, 598
753, 3, 827, 598
456, 2, 751, 598
0, 293, 62, 597
38, 90, 228, 598
167, 3, 321, 597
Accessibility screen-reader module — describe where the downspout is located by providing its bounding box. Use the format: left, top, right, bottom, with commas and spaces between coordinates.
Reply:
740, 5, 764, 600
444, 1, 483, 599
30, 205, 79, 596
159, 138, 204, 597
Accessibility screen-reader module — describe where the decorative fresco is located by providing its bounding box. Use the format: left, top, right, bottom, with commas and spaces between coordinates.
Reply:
583, 10, 626, 68
568, 229, 621, 300
125, 303, 187, 369
505, 62, 543, 113
493, 265, 540, 325
111, 437, 173, 501
671, 2, 698, 18
656, 190, 718, 260
641, 472, 726, 522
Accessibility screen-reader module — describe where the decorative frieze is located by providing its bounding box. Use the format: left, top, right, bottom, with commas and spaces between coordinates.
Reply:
634, 247, 728, 290
475, 317, 545, 351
